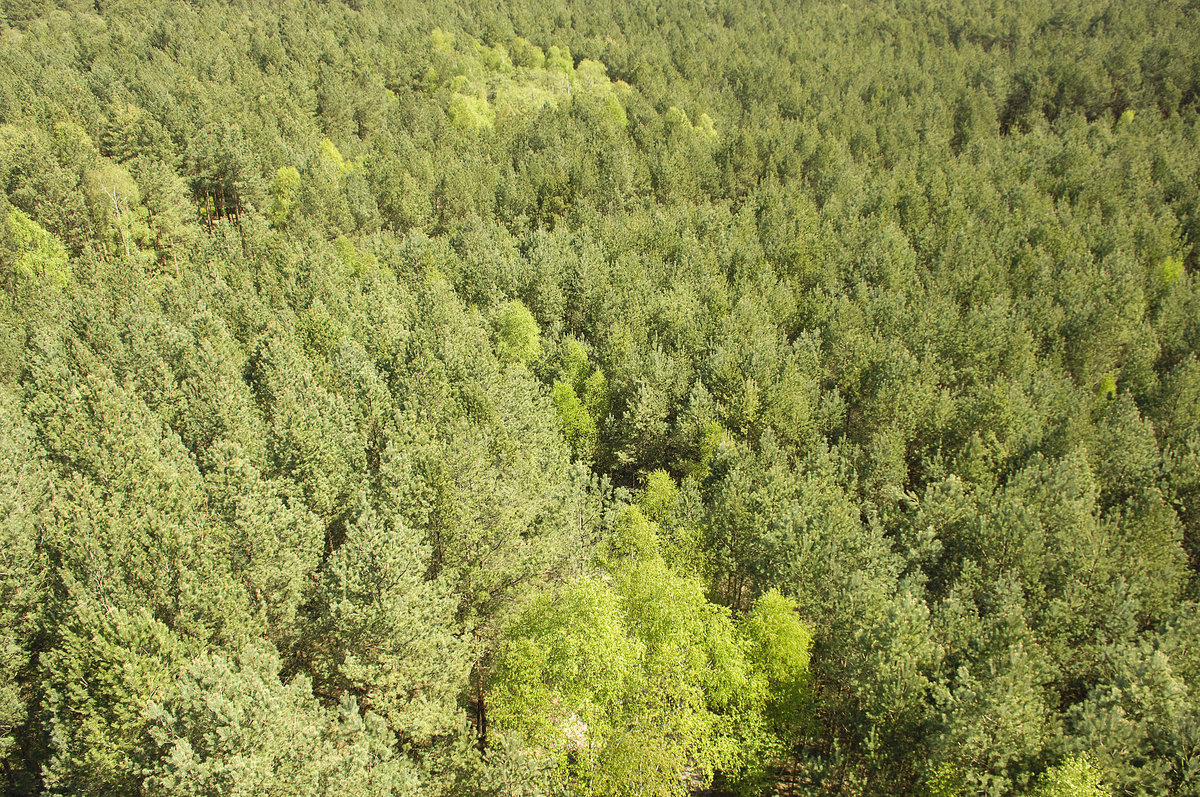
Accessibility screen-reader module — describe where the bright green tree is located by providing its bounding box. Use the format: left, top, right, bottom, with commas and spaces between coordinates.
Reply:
1, 206, 68, 299
1033, 755, 1109, 797
494, 299, 541, 366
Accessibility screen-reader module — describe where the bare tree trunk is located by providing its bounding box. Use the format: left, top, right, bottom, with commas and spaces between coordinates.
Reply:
108, 187, 131, 259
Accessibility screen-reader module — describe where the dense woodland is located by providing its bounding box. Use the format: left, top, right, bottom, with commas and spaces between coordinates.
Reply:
1, 0, 1199, 794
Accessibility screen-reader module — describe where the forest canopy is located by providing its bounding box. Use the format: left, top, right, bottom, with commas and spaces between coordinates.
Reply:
1, 0, 1199, 794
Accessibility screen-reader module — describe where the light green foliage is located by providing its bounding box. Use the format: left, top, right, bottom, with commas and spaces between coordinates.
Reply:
491, 510, 814, 794
509, 37, 545, 69
487, 577, 639, 760
320, 137, 359, 174
603, 92, 629, 128
449, 91, 495, 129
476, 42, 514, 74
494, 299, 541, 365
430, 27, 455, 52
489, 557, 778, 795
2, 206, 68, 294
574, 59, 610, 89
1159, 256, 1184, 287
609, 504, 661, 561
335, 235, 379, 277
582, 367, 609, 418
664, 105, 691, 134
551, 378, 599, 460
425, 31, 624, 126
925, 762, 966, 797
603, 557, 765, 793
640, 469, 678, 525
545, 45, 572, 73
493, 82, 558, 120
268, 165, 301, 228
551, 339, 604, 460
665, 106, 717, 142
1033, 755, 1108, 797
560, 337, 589, 385
741, 589, 812, 730
574, 60, 628, 128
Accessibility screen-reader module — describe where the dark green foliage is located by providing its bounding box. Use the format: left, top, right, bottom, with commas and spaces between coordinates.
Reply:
0, 390, 48, 789
144, 644, 422, 796
1, 0, 1199, 794
299, 500, 468, 745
